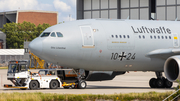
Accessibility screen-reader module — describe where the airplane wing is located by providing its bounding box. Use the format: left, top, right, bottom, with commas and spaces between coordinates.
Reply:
146, 48, 180, 59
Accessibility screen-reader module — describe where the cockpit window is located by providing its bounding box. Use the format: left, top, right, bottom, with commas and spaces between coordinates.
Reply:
41, 32, 50, 37
51, 32, 56, 37
56, 32, 63, 37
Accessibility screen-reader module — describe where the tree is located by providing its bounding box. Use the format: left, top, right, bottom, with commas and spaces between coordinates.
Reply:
0, 21, 51, 49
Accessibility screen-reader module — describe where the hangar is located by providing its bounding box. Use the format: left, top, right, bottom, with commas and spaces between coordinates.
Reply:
77, 0, 180, 21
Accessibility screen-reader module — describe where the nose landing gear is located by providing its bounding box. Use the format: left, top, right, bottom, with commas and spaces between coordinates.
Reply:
149, 72, 173, 88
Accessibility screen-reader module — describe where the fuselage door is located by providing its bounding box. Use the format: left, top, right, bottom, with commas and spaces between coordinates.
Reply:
173, 33, 179, 47
80, 26, 95, 48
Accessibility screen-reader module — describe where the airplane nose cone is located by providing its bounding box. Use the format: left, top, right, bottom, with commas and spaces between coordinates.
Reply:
29, 38, 42, 56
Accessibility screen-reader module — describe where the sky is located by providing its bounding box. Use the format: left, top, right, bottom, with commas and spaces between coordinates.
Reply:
0, 0, 76, 23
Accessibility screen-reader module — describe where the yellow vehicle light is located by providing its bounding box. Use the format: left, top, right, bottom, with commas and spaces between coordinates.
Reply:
17, 77, 19, 78
174, 37, 178, 39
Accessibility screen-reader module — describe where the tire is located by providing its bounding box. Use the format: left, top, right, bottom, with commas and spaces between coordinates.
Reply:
149, 78, 156, 88
164, 79, 173, 88
78, 80, 87, 89
156, 78, 164, 88
50, 80, 59, 89
29, 81, 39, 90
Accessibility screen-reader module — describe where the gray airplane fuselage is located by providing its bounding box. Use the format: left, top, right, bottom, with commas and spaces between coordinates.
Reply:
29, 19, 180, 72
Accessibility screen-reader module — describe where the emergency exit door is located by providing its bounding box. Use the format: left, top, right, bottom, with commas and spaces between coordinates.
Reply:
173, 33, 179, 47
80, 26, 95, 48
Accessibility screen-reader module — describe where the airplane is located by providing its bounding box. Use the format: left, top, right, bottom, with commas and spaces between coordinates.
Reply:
29, 19, 180, 89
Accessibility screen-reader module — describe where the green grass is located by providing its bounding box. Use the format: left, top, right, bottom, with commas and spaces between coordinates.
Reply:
0, 67, 8, 69
0, 92, 178, 101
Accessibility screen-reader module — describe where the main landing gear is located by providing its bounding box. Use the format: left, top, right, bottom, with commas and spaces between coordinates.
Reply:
149, 72, 173, 88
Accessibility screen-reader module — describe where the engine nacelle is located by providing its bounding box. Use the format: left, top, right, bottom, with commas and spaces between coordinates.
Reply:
84, 71, 125, 81
164, 56, 180, 82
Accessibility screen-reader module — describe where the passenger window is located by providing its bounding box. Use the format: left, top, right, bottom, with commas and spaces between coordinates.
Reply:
116, 35, 118, 38
41, 32, 50, 37
169, 36, 171, 39
158, 36, 160, 39
56, 32, 63, 37
165, 36, 167, 39
143, 35, 145, 39
51, 32, 56, 37
119, 35, 122, 38
139, 35, 141, 39
162, 36, 164, 39
127, 35, 130, 38
150, 36, 152, 39
154, 36, 156, 39
123, 35, 126, 38
111, 35, 114, 38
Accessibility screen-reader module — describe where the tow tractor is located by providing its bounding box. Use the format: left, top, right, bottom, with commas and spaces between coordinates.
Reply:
38, 69, 87, 89
4, 61, 87, 89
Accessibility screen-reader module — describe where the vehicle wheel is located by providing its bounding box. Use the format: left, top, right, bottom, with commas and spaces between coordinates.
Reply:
63, 86, 70, 89
78, 80, 87, 89
149, 78, 156, 88
156, 78, 164, 88
164, 79, 173, 88
50, 80, 59, 89
29, 81, 39, 90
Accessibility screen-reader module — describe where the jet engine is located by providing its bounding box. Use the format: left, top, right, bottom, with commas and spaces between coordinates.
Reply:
84, 71, 126, 81
164, 56, 180, 82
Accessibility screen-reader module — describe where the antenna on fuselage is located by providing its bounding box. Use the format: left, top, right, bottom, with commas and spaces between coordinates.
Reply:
126, 16, 129, 20
175, 17, 178, 21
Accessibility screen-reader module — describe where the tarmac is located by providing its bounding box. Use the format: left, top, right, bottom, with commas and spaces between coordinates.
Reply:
0, 69, 178, 94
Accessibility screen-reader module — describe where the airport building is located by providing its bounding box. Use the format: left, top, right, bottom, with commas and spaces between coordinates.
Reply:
77, 0, 180, 21
0, 10, 58, 28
